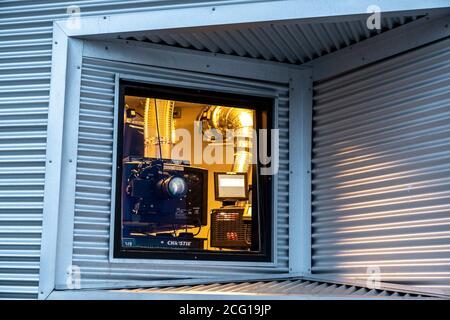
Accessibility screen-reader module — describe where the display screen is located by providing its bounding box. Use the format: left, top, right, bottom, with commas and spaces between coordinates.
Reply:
114, 81, 272, 261
215, 173, 248, 200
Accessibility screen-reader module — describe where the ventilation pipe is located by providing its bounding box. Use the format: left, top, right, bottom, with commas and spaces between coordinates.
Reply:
143, 98, 175, 159
199, 106, 254, 172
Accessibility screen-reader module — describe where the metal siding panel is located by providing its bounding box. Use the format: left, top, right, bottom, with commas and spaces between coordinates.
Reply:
311, 38, 450, 289
0, 19, 51, 299
0, 1, 259, 23
72, 56, 289, 288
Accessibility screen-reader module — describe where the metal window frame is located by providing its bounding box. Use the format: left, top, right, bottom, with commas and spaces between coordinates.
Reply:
108, 71, 278, 266
40, 12, 313, 299
288, 70, 313, 275
47, 272, 450, 300
38, 24, 84, 300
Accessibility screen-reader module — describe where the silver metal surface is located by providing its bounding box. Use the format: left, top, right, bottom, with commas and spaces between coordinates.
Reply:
120, 15, 426, 65
311, 37, 450, 291
288, 70, 313, 274
115, 276, 441, 299
47, 272, 450, 299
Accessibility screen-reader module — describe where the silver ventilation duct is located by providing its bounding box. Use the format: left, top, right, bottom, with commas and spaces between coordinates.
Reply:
143, 98, 175, 159
199, 106, 254, 172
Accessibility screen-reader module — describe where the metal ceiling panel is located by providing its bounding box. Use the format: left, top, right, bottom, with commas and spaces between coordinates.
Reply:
122, 15, 426, 64
117, 276, 441, 299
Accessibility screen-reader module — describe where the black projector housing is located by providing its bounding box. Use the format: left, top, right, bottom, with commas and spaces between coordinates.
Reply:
125, 158, 208, 226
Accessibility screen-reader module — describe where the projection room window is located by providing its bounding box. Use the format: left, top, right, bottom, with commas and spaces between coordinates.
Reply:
114, 80, 273, 261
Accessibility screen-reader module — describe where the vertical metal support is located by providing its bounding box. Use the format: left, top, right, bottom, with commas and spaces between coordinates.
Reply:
108, 74, 120, 261
271, 97, 280, 265
288, 68, 313, 275
54, 38, 84, 288
38, 23, 70, 299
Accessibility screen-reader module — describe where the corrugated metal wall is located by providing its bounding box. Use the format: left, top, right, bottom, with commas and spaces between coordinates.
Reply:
0, 0, 262, 300
312, 37, 450, 290
73, 56, 290, 287
0, 4, 52, 301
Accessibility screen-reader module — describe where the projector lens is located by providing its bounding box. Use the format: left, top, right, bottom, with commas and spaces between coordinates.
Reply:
167, 176, 187, 197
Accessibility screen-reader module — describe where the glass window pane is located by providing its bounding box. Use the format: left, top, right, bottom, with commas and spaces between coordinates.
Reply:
115, 82, 272, 261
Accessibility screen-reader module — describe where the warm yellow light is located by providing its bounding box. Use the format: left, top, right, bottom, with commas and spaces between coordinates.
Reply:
238, 111, 253, 127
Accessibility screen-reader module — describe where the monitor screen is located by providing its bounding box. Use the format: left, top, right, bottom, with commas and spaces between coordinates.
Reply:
215, 172, 248, 200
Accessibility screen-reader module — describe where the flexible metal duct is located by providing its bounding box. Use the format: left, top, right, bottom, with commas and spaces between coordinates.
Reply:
200, 106, 254, 172
144, 98, 175, 159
